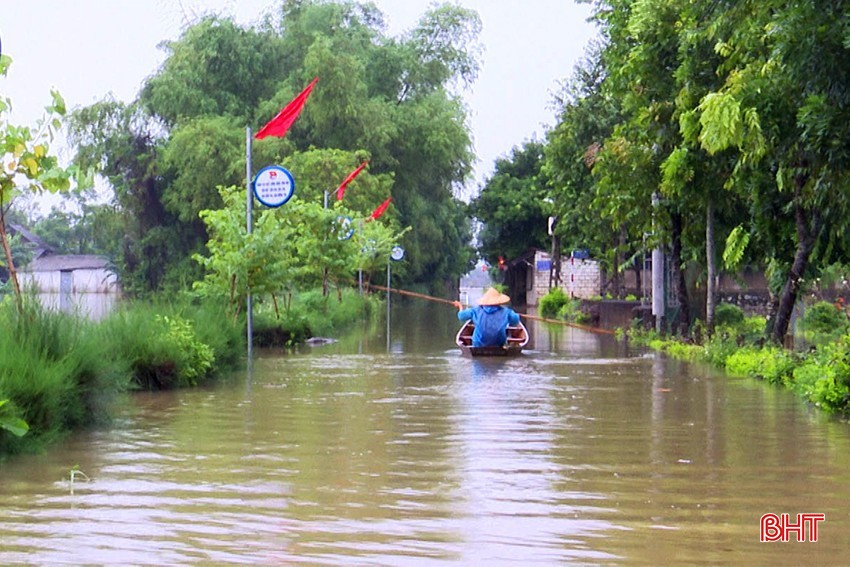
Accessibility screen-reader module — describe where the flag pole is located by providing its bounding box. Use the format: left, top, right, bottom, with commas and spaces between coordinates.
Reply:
246, 126, 254, 361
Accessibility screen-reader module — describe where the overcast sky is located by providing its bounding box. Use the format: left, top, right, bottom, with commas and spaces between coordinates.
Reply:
1, 0, 597, 201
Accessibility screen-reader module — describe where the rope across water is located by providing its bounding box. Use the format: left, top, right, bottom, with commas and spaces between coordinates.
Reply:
367, 284, 617, 335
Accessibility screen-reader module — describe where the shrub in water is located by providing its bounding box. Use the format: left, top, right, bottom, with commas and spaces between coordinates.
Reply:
725, 347, 794, 384
99, 303, 216, 390
790, 337, 850, 412
539, 288, 568, 319
176, 299, 242, 370
702, 333, 739, 367
557, 298, 589, 324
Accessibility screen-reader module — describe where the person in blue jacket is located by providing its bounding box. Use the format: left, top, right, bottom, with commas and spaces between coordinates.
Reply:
454, 287, 521, 347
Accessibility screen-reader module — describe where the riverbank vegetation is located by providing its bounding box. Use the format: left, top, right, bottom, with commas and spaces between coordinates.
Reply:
623, 301, 850, 415
0, 288, 378, 456
0, 298, 235, 456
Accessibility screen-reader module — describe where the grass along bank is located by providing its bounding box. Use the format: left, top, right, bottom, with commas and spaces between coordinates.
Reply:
621, 302, 850, 415
0, 297, 242, 456
0, 289, 378, 457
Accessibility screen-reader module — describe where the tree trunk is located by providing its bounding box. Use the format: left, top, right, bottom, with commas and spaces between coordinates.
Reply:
771, 173, 819, 344
633, 253, 642, 300
0, 207, 22, 313
765, 289, 779, 338
615, 224, 627, 298
670, 212, 691, 336
705, 198, 716, 336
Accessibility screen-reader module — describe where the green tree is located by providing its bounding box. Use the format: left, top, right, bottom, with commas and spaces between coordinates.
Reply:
471, 140, 550, 265
686, 0, 850, 342
71, 1, 480, 293
33, 201, 123, 258
194, 185, 407, 316
67, 99, 196, 294
544, 42, 626, 292
0, 56, 73, 307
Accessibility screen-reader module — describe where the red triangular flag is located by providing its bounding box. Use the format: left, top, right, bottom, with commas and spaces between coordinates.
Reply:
368, 197, 392, 221
255, 77, 318, 140
336, 161, 369, 201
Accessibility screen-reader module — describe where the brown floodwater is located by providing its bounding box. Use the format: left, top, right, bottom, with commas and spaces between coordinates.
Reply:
1, 302, 849, 565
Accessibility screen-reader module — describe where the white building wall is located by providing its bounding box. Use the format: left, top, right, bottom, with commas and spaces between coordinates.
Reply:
21, 268, 119, 293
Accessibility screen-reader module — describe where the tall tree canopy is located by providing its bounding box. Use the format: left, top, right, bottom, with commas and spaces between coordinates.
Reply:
468, 0, 850, 342
471, 140, 550, 264
69, 0, 481, 293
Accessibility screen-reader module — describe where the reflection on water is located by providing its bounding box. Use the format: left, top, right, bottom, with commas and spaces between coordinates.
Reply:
1, 301, 850, 564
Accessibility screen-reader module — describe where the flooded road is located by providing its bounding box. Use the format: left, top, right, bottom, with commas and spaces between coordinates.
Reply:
1, 302, 849, 565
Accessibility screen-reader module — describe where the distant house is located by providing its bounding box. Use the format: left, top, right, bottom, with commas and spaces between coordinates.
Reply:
2, 224, 54, 283
20, 254, 121, 319
21, 254, 119, 294
9, 223, 54, 261
459, 260, 493, 306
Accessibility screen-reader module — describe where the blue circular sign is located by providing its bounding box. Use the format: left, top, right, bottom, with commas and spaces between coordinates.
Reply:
253, 165, 295, 208
390, 246, 405, 261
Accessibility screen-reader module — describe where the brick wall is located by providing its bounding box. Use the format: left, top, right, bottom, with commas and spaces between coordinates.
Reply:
526, 250, 602, 306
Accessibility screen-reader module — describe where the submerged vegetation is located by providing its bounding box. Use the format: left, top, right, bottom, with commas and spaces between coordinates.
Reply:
625, 301, 850, 415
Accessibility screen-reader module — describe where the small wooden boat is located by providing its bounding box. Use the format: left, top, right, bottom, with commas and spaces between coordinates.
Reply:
455, 320, 529, 357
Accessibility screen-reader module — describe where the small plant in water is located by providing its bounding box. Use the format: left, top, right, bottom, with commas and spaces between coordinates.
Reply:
67, 465, 90, 494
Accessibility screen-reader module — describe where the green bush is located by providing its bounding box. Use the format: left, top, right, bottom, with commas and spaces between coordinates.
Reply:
662, 340, 703, 360
157, 315, 215, 385
789, 338, 850, 412
539, 288, 568, 318
715, 303, 745, 326
725, 346, 794, 384
740, 315, 768, 341
702, 333, 739, 367
177, 299, 243, 369
98, 302, 221, 390
799, 301, 849, 336
557, 298, 589, 324
253, 288, 377, 346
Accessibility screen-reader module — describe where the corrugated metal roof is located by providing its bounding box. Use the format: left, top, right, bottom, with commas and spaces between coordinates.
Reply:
24, 254, 113, 272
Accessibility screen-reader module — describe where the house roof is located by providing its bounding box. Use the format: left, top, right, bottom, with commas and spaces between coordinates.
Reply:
23, 254, 113, 272
9, 223, 54, 258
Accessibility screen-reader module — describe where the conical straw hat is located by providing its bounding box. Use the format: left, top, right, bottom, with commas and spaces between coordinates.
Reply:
478, 287, 510, 306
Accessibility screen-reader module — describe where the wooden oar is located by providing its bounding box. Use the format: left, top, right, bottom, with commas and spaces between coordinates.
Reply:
367, 284, 616, 335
